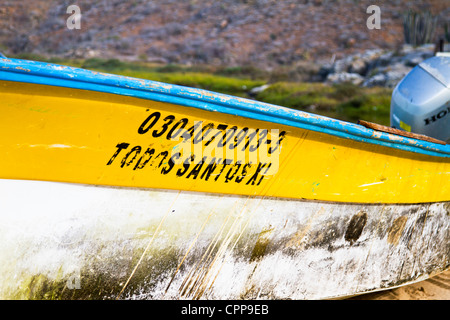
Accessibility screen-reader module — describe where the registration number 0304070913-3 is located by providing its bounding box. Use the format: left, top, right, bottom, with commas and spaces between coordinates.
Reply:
106, 110, 287, 186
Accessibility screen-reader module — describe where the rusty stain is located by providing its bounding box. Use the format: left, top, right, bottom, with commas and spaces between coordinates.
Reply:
15, 66, 31, 72
445, 203, 450, 216
345, 210, 368, 245
387, 216, 408, 245
250, 226, 274, 262
285, 207, 326, 249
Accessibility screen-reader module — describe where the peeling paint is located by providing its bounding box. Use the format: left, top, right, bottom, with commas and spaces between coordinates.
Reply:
14, 66, 30, 72
48, 144, 72, 149
387, 216, 408, 245
344, 211, 368, 245
1, 58, 449, 158
0, 57, 449, 300
359, 181, 385, 188
26, 143, 86, 149
250, 227, 274, 262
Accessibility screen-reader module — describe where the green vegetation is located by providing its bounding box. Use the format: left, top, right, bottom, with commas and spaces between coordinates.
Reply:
336, 86, 392, 125
9, 54, 393, 125
79, 58, 265, 97
254, 82, 392, 125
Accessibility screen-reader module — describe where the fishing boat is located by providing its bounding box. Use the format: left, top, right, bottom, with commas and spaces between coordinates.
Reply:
0, 56, 448, 300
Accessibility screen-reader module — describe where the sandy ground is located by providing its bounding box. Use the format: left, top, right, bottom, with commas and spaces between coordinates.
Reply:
349, 269, 450, 300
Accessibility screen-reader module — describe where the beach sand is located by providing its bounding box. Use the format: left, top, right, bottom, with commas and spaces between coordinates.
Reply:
349, 269, 450, 300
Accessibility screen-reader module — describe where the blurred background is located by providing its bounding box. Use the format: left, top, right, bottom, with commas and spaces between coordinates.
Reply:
1, 0, 449, 125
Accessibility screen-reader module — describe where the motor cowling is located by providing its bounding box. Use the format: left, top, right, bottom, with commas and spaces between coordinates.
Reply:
390, 54, 450, 143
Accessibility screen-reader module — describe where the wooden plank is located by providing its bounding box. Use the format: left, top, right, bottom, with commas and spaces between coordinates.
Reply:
358, 120, 447, 145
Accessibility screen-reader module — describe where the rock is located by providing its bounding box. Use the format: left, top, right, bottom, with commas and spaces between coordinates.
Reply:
384, 68, 412, 88
332, 57, 352, 74
372, 51, 395, 68
220, 19, 228, 29
349, 58, 367, 75
317, 63, 334, 80
363, 63, 412, 88
249, 84, 270, 95
68, 47, 101, 59
322, 46, 435, 88
403, 51, 434, 67
328, 49, 384, 77
362, 73, 387, 87
326, 72, 364, 86
305, 104, 317, 112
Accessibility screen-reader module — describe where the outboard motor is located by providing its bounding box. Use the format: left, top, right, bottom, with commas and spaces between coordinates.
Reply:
390, 54, 450, 143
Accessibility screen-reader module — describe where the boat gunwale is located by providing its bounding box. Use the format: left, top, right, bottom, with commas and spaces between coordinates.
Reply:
1, 57, 449, 158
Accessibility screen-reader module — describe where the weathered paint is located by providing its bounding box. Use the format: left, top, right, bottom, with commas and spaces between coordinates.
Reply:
0, 179, 447, 300
1, 58, 450, 158
0, 59, 448, 300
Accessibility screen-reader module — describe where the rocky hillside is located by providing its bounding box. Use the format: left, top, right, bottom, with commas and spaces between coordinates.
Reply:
321, 43, 449, 88
1, 0, 449, 69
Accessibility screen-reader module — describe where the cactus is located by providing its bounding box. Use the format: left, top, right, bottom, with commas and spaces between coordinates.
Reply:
445, 22, 450, 43
403, 10, 437, 46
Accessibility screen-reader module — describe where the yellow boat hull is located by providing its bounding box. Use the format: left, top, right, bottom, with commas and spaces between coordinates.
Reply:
1, 81, 449, 204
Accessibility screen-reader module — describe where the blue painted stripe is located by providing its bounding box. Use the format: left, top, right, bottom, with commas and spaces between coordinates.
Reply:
1, 58, 450, 158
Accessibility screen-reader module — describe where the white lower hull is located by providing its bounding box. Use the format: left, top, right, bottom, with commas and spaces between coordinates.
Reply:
0, 179, 448, 299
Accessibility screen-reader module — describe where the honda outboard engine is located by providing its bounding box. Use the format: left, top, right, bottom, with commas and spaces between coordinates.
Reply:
390, 54, 450, 143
